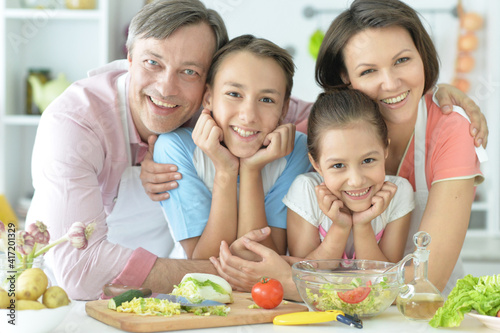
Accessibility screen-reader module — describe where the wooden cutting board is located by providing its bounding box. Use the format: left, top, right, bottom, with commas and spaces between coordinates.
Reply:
85, 292, 308, 332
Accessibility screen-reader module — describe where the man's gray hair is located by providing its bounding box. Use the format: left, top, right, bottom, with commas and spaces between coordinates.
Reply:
126, 0, 228, 57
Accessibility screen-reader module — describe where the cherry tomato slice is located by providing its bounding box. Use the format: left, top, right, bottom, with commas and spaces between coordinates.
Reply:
338, 282, 372, 304
251, 277, 284, 309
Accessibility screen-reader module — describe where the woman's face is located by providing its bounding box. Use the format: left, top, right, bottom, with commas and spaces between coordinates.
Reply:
311, 121, 388, 213
342, 26, 425, 126
203, 51, 288, 158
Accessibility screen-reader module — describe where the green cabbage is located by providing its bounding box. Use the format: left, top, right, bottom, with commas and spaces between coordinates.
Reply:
429, 274, 500, 328
171, 277, 229, 303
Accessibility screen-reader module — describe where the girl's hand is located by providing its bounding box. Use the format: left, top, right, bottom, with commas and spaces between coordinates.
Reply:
240, 123, 295, 171
352, 181, 397, 226
315, 183, 352, 229
192, 109, 239, 173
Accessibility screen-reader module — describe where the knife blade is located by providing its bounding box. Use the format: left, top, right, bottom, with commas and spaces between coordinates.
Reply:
102, 283, 226, 307
155, 293, 226, 307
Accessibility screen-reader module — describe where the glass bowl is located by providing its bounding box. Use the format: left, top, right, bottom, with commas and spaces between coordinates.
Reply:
292, 259, 400, 318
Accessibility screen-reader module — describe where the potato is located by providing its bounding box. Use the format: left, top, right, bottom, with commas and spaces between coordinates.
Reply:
43, 286, 70, 308
15, 300, 46, 310
16, 268, 49, 301
0, 288, 11, 309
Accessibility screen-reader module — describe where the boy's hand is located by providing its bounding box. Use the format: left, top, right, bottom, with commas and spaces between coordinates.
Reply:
192, 109, 239, 173
241, 123, 295, 171
315, 183, 352, 230
352, 181, 397, 226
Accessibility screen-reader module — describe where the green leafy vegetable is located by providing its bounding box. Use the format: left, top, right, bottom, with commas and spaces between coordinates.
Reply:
184, 305, 230, 316
171, 277, 229, 303
429, 274, 500, 328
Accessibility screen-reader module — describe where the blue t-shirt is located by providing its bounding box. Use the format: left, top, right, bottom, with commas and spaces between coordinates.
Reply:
154, 128, 311, 242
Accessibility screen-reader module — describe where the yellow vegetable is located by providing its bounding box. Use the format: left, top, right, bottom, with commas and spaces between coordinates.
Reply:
16, 268, 49, 301
43, 286, 70, 308
117, 298, 181, 316
15, 300, 47, 310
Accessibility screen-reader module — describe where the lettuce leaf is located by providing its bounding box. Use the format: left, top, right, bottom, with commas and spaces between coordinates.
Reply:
429, 274, 500, 328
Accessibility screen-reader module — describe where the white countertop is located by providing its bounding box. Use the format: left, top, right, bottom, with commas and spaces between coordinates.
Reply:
461, 235, 500, 262
50, 301, 493, 333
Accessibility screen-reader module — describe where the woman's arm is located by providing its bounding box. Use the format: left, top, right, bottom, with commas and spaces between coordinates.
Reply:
413, 178, 475, 291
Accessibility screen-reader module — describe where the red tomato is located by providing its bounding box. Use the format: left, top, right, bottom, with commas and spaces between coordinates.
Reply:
251, 277, 284, 309
338, 282, 372, 304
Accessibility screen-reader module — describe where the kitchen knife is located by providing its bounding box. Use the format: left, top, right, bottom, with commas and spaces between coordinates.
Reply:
103, 283, 226, 307
155, 293, 226, 307
273, 310, 363, 329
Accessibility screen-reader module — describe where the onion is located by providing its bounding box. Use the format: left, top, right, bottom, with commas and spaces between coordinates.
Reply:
461, 12, 483, 31
456, 54, 475, 73
452, 78, 470, 93
458, 33, 478, 52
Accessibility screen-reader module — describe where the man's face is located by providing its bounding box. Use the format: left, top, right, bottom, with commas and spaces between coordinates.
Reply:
127, 22, 216, 141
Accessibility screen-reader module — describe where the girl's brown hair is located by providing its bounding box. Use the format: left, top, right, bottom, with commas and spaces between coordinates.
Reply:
307, 89, 388, 162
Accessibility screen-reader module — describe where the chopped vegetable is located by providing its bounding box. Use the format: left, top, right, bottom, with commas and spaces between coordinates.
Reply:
117, 297, 181, 316
108, 289, 148, 310
429, 274, 500, 328
185, 305, 230, 316
338, 281, 372, 304
115, 297, 230, 317
306, 277, 395, 316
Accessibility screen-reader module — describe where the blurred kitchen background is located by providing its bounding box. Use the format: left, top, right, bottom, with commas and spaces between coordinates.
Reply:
0, 0, 499, 275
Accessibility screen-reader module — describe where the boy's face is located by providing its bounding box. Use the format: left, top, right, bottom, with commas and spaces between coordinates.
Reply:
310, 121, 387, 213
203, 51, 288, 158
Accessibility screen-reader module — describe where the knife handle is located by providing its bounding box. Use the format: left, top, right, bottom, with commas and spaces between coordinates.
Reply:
273, 310, 342, 325
102, 283, 152, 297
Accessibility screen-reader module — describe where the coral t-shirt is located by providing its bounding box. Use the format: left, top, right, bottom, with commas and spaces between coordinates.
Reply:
397, 95, 484, 189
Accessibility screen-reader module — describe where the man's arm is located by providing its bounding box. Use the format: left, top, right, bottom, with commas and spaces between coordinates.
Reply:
27, 107, 135, 300
142, 258, 217, 293
434, 83, 488, 147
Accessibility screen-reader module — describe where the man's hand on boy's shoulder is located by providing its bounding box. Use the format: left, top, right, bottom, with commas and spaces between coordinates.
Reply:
140, 135, 182, 202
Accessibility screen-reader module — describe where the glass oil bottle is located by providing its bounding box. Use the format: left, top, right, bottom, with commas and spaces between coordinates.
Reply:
396, 231, 445, 321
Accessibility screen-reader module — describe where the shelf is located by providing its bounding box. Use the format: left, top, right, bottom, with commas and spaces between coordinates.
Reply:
3, 114, 40, 126
4, 8, 102, 20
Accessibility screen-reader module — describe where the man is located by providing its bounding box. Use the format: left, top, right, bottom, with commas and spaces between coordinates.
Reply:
26, 0, 229, 300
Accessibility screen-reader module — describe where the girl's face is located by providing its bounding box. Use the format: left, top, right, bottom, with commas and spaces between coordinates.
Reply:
342, 26, 425, 126
310, 121, 388, 212
203, 51, 288, 158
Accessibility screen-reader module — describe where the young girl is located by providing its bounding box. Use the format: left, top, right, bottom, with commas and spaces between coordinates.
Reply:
154, 35, 311, 260
285, 89, 414, 262
313, 0, 485, 294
